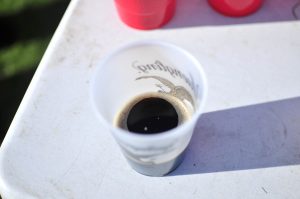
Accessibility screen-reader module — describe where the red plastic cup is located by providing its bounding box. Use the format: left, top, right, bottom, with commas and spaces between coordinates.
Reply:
208, 0, 263, 17
114, 0, 176, 30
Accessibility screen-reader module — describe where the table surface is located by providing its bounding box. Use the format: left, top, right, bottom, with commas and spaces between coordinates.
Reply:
1, 0, 300, 198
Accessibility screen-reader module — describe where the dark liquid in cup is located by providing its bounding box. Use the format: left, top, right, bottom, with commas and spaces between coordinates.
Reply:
126, 97, 178, 134
115, 93, 191, 134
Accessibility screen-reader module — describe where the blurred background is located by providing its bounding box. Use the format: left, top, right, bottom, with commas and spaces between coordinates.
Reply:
0, 0, 70, 144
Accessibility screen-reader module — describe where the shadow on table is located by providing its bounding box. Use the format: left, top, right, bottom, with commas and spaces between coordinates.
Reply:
170, 97, 300, 176
164, 0, 300, 29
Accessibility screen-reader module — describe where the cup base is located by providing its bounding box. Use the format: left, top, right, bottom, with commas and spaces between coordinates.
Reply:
208, 0, 263, 17
126, 149, 186, 177
114, 0, 176, 30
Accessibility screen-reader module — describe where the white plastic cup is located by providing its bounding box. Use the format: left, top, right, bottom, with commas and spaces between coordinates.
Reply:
90, 40, 207, 176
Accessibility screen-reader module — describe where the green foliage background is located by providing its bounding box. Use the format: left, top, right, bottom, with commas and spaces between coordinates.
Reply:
0, 0, 69, 152
0, 0, 68, 79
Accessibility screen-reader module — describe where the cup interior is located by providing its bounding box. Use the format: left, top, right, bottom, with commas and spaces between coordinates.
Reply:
91, 41, 207, 136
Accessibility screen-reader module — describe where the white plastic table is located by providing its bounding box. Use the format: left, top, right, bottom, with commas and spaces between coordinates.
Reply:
1, 0, 300, 198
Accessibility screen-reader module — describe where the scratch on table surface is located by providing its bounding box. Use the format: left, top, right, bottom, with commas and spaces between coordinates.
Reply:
88, 54, 97, 69
6, 161, 42, 198
93, 157, 115, 197
33, 102, 38, 110
268, 108, 288, 139
94, 168, 109, 196
192, 188, 198, 195
58, 56, 66, 63
72, 111, 79, 115
50, 180, 74, 199
56, 134, 88, 181
261, 187, 268, 194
